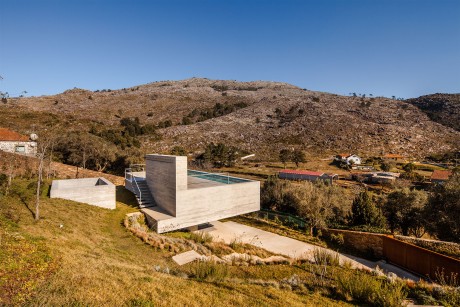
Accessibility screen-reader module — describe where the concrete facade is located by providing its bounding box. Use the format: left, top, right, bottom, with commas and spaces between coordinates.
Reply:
141, 154, 260, 233
50, 177, 116, 209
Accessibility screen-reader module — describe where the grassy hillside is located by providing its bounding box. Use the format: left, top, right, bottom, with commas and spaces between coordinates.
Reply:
0, 182, 351, 306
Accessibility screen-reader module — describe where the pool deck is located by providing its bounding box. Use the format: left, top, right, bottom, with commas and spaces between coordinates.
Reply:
132, 171, 246, 190
187, 175, 227, 189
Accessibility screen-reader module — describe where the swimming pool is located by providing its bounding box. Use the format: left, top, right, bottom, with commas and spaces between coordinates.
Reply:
188, 170, 249, 184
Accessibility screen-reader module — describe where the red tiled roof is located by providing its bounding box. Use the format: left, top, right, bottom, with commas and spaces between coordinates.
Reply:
280, 169, 324, 176
0, 128, 29, 141
431, 170, 452, 181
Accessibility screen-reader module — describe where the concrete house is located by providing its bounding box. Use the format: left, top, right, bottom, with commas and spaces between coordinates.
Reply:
279, 169, 338, 184
0, 128, 37, 156
125, 154, 260, 233
335, 153, 362, 165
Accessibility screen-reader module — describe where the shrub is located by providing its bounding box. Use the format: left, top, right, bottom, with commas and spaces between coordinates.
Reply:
229, 236, 243, 251
189, 231, 213, 244
336, 270, 407, 306
189, 260, 228, 282
313, 248, 340, 266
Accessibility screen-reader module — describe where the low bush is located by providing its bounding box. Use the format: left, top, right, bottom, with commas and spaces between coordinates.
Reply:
189, 260, 228, 282
313, 248, 340, 266
189, 231, 213, 244
336, 270, 407, 307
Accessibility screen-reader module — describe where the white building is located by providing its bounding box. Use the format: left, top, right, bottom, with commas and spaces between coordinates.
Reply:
125, 154, 260, 233
0, 128, 37, 156
335, 153, 362, 165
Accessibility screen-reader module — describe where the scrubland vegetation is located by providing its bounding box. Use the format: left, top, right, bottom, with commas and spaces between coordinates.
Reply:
259, 169, 460, 244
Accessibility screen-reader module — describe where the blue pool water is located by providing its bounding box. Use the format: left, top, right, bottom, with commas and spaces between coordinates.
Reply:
188, 170, 249, 184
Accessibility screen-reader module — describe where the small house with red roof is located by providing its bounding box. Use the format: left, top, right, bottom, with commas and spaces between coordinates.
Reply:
279, 169, 338, 184
0, 128, 37, 155
431, 170, 453, 184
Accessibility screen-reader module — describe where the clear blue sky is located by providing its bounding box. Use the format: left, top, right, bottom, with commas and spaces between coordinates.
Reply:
1, 0, 459, 98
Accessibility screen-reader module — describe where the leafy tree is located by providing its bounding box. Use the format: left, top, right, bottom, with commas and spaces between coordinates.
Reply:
260, 176, 294, 213
55, 132, 117, 172
424, 171, 460, 242
120, 117, 142, 136
199, 143, 239, 168
349, 191, 384, 227
279, 149, 291, 168
383, 188, 428, 236
380, 162, 392, 172
292, 149, 306, 168
182, 116, 193, 125
170, 146, 187, 156
402, 163, 416, 173
293, 181, 345, 235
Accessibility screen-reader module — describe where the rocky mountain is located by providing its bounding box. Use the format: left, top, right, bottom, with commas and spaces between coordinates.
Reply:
2, 78, 459, 159
405, 93, 460, 132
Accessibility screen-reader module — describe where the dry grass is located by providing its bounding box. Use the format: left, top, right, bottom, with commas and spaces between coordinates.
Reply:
0, 183, 352, 306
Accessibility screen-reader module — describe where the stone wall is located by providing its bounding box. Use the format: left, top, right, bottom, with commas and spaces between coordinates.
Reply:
323, 228, 384, 258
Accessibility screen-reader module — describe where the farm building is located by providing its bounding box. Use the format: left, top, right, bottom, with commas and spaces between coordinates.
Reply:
0, 128, 37, 156
125, 154, 260, 233
278, 169, 338, 184
430, 170, 453, 184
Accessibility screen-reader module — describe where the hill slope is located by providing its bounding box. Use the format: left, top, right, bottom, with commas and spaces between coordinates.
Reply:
4, 78, 459, 158
406, 93, 460, 132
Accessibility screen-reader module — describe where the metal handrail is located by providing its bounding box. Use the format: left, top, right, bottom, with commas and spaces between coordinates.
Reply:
125, 168, 143, 207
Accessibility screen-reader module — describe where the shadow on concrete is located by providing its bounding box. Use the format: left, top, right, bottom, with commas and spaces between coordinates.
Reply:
116, 186, 139, 208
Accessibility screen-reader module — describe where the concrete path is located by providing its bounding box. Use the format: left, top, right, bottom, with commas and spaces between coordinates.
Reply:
201, 221, 420, 281
172, 250, 203, 265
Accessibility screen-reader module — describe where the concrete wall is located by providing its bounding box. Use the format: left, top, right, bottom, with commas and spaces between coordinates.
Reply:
50, 177, 116, 209
0, 141, 37, 156
144, 154, 260, 233
157, 181, 260, 233
145, 154, 188, 216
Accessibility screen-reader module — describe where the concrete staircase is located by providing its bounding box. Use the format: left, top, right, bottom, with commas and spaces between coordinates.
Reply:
132, 179, 156, 208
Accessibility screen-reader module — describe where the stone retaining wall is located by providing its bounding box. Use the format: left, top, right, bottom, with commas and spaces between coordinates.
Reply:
323, 228, 384, 258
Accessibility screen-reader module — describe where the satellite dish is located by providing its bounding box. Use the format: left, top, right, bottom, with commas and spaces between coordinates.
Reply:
30, 133, 38, 141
